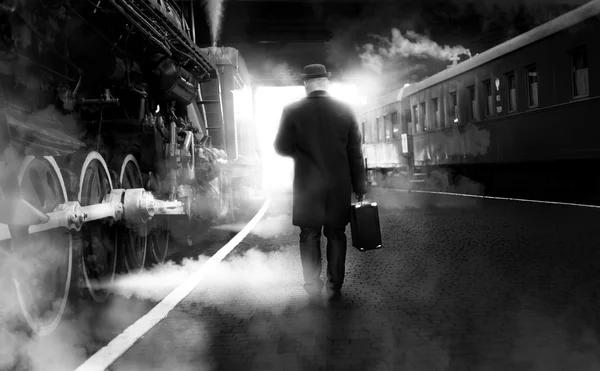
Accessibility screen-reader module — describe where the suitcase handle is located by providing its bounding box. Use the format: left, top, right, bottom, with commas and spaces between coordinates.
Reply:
355, 201, 378, 207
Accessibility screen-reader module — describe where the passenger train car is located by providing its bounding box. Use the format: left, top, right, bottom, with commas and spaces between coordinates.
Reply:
0, 0, 260, 335
358, 0, 600, 202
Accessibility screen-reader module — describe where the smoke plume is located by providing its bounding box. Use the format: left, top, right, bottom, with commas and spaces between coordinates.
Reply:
325, 0, 584, 94
359, 28, 472, 75
202, 0, 227, 45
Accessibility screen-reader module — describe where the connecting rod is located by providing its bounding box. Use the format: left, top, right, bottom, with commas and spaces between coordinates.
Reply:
0, 188, 185, 242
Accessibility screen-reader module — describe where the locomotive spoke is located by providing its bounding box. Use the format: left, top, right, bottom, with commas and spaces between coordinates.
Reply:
148, 215, 170, 266
12, 156, 73, 336
76, 151, 118, 303
115, 154, 148, 273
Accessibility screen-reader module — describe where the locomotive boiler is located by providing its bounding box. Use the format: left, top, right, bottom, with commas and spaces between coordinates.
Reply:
0, 0, 260, 336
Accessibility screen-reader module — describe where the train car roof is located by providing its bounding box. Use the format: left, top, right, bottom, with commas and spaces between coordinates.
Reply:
360, 84, 410, 113
402, 0, 600, 98
198, 46, 253, 88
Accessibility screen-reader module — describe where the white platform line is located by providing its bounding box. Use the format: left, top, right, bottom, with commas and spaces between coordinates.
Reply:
381, 188, 600, 209
74, 196, 272, 371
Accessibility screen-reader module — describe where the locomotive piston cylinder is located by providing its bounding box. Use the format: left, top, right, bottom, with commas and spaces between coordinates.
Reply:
0, 187, 187, 242
120, 188, 186, 222
122, 188, 155, 223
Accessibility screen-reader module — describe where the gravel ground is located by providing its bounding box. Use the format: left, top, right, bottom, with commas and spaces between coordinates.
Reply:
109, 189, 600, 371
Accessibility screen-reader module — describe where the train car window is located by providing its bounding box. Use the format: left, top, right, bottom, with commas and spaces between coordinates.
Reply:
365, 120, 372, 143
372, 119, 378, 143
360, 121, 367, 144
506, 73, 517, 112
419, 102, 426, 131
373, 120, 378, 143
468, 85, 477, 120
371, 119, 377, 143
402, 109, 410, 135
384, 114, 392, 140
432, 98, 439, 129
571, 48, 589, 98
527, 65, 539, 108
449, 92, 458, 124
361, 122, 366, 144
377, 116, 385, 142
391, 112, 401, 139
483, 80, 493, 117
412, 105, 419, 133
373, 116, 379, 142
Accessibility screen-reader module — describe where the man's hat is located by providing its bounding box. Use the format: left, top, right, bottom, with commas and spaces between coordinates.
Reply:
301, 64, 331, 81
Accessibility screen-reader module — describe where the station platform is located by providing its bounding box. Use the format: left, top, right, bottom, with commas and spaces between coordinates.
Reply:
109, 189, 600, 371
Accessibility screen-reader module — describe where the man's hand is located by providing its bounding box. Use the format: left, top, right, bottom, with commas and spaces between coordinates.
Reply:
355, 193, 365, 203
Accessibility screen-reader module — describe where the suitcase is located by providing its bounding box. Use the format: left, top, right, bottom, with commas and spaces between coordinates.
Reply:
350, 201, 383, 252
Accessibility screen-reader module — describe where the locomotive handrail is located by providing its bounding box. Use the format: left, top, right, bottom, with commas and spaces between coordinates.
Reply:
109, 0, 173, 56
64, 2, 127, 57
130, 0, 216, 78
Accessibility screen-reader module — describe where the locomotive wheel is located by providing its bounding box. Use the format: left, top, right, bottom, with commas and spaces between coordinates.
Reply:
146, 216, 170, 266
12, 156, 72, 336
114, 154, 147, 273
75, 151, 117, 303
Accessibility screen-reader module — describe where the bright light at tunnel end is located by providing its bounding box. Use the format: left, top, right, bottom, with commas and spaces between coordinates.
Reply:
254, 83, 363, 193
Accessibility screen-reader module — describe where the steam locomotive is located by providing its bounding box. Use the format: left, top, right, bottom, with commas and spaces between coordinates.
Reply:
358, 0, 600, 203
0, 0, 260, 335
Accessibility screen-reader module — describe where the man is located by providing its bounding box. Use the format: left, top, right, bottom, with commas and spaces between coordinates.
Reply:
273, 64, 367, 303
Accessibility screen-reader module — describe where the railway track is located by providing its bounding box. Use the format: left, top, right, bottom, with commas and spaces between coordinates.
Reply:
370, 177, 600, 209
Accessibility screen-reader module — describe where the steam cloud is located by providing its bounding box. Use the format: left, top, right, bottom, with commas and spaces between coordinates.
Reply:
261, 61, 300, 86
1, 242, 94, 371
202, 0, 227, 45
105, 244, 303, 309
243, 58, 301, 86
359, 28, 472, 75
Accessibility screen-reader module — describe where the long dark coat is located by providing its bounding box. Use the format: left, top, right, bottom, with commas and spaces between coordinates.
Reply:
274, 90, 367, 228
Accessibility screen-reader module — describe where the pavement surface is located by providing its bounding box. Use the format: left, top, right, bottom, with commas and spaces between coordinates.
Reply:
107, 189, 600, 371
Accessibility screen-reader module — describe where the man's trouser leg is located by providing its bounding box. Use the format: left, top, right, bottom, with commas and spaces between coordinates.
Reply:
324, 225, 347, 293
299, 227, 323, 296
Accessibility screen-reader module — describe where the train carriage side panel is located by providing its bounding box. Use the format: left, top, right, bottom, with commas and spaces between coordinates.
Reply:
406, 8, 600, 169
360, 94, 410, 171
475, 16, 600, 164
